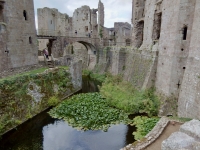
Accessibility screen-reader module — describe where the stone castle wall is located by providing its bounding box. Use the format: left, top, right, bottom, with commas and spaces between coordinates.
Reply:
37, 7, 71, 36
178, 0, 200, 119
0, 0, 38, 71
129, 0, 200, 119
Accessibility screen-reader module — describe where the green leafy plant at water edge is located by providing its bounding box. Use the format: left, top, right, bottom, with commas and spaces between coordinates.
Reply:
100, 75, 160, 116
48, 96, 60, 106
133, 116, 160, 140
48, 93, 132, 131
82, 69, 92, 76
82, 69, 106, 83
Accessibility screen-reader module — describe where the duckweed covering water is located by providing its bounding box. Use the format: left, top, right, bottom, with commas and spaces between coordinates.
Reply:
48, 93, 132, 131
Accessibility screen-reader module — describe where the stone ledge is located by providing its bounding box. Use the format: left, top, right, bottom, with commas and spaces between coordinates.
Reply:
121, 116, 170, 150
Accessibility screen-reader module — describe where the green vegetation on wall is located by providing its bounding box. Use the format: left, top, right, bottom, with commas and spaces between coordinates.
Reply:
99, 28, 103, 39
0, 67, 74, 136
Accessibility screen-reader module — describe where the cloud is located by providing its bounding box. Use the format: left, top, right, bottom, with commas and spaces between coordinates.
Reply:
34, 0, 132, 27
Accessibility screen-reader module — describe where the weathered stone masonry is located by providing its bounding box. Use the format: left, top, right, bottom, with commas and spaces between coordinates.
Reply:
131, 0, 200, 119
0, 0, 38, 71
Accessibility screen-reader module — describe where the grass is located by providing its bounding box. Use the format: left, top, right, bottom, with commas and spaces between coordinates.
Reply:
58, 66, 69, 70
0, 67, 48, 82
0, 66, 69, 82
168, 117, 193, 123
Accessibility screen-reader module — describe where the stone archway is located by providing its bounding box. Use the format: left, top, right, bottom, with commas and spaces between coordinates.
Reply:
73, 41, 97, 70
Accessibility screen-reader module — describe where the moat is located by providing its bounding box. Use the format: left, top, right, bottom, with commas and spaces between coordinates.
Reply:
0, 77, 136, 150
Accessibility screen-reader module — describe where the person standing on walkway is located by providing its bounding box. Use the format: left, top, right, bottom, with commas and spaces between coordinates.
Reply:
43, 48, 49, 59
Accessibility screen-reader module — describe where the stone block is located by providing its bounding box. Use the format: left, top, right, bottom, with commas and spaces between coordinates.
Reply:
161, 132, 195, 150
179, 119, 200, 140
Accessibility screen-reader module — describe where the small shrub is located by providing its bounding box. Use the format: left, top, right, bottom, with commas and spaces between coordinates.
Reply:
48, 96, 60, 106
82, 69, 92, 76
100, 76, 160, 116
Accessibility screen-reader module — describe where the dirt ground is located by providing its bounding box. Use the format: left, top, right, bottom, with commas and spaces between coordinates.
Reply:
144, 122, 182, 150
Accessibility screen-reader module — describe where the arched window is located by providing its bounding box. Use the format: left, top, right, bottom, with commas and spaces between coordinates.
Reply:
23, 10, 27, 20
29, 36, 32, 44
183, 26, 187, 40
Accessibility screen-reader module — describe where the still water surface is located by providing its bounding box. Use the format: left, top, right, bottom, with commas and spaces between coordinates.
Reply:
0, 77, 136, 150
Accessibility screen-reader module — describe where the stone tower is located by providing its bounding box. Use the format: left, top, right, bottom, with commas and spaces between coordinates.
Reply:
0, 0, 38, 71
98, 0, 104, 34
0, 0, 7, 71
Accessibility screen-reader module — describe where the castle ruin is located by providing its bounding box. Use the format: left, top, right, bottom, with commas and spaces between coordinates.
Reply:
1, 0, 200, 120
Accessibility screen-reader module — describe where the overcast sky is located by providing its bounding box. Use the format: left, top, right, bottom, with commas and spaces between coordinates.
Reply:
33, 0, 132, 28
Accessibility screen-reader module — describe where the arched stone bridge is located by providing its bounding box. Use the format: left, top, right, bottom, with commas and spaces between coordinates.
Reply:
37, 30, 102, 69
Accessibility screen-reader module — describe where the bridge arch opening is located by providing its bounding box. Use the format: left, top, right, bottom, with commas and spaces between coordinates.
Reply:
64, 40, 97, 70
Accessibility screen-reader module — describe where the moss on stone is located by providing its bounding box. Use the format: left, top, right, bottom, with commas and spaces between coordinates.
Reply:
0, 67, 74, 136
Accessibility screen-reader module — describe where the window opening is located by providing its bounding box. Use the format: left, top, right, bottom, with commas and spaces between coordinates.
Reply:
29, 36, 32, 44
85, 26, 88, 32
23, 10, 27, 20
152, 13, 162, 40
137, 21, 144, 48
183, 26, 187, 40
0, 4, 3, 22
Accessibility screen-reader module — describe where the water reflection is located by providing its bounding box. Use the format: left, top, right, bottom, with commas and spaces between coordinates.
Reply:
42, 120, 129, 150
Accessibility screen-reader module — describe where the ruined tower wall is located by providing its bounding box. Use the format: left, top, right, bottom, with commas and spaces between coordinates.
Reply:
114, 22, 131, 46
91, 9, 98, 37
132, 0, 145, 48
178, 0, 200, 119
3, 0, 38, 69
155, 0, 196, 97
0, 1, 8, 71
139, 0, 157, 50
72, 6, 91, 36
38, 8, 70, 36
98, 0, 104, 33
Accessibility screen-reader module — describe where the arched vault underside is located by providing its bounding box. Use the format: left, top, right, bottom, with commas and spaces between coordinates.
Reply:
75, 41, 97, 70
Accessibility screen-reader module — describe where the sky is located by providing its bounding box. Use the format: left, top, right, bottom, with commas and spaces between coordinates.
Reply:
33, 0, 132, 28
